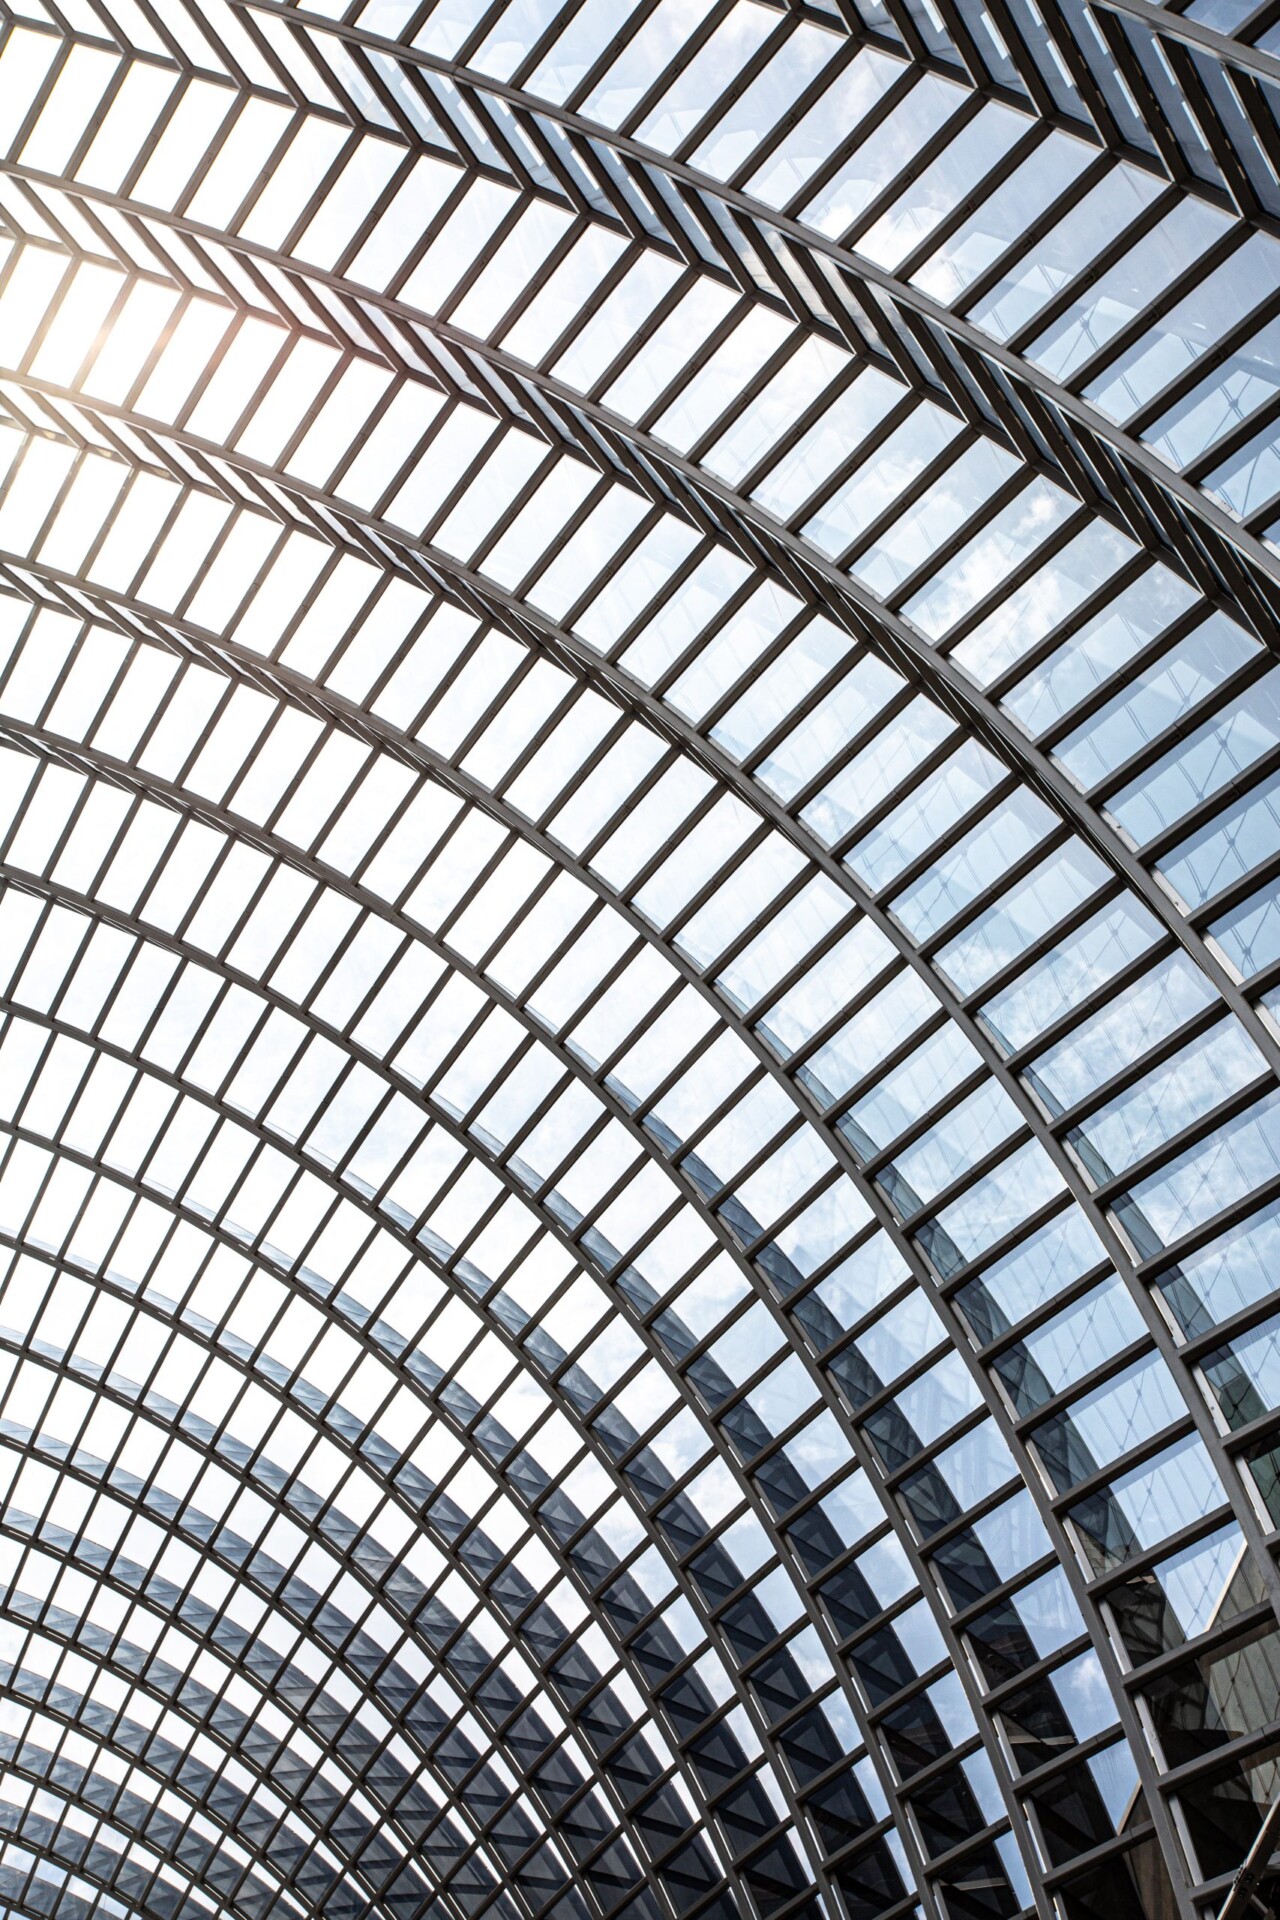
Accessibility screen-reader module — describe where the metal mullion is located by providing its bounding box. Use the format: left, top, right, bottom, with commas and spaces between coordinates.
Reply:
711, 35, 872, 199
17, 608, 95, 741
893, 1116, 1038, 1235
1026, 0, 1137, 156
1183, 843, 1280, 934
828, 1336, 961, 1437
722, 357, 896, 524
22, 147, 1274, 756
416, 1000, 516, 1129
1081, 1502, 1237, 1605
829, 1578, 958, 1678
821, 420, 989, 576
1019, 599, 1216, 752
945, 1548, 1066, 1641
594, 536, 723, 676
570, 743, 685, 872
846, 763, 1024, 903
225, 0, 328, 112
1043, 1413, 1200, 1523
772, 61, 924, 235
796, 1261, 923, 1375
931, 506, 1097, 664
649, 817, 774, 950
885, 118, 1052, 290
552, 0, 670, 120
650, 575, 811, 720
1229, 65, 1280, 199
635, 1278, 758, 1382
1119, 1599, 1278, 1700
577, 137, 685, 258
1075, 651, 1279, 817
1132, 737, 1280, 870
780, 393, 933, 558
723, 647, 883, 792
797, 996, 945, 1124
169, 309, 291, 449
501, 900, 627, 1034
502, 106, 603, 229
935, 145, 1121, 339
1182, 380, 1280, 494
378, 166, 480, 303
558, 1139, 666, 1259
587, 984, 698, 1117
616, 0, 741, 144
1009, 1726, 1140, 1822
667, 1073, 787, 1197
731, 910, 882, 1045
524, 1101, 612, 1212
1145, 1717, 1280, 1806
1098, 10, 1207, 191
665, 16, 798, 172
23, 20, 1267, 648
436, 187, 563, 333
873, 467, 1040, 622
0, 431, 86, 582
508, 909, 643, 1042
913, 820, 1083, 971
1122, 292, 1280, 456
3, 38, 81, 165
842, 90, 995, 262
687, 860, 823, 995
520, 493, 663, 646
400, 622, 496, 739
701, 1349, 844, 1463
1007, 1335, 1159, 1442
578, 266, 724, 415
269, 342, 358, 477
258, 712, 353, 841
411, 418, 526, 559
875, 1406, 1001, 1505
694, 1108, 826, 1226
450, 1028, 544, 1143
1164, 36, 1267, 222
355, 586, 458, 722
1180, 1284, 1280, 1369
1217, 1399, 1280, 1460
811, 730, 971, 873
630, 299, 764, 453
488, 684, 619, 808
0, 1727, 390, 1920
857, 1069, 996, 1184
2, 1121, 909, 1920
464, 859, 568, 982
970, 1252, 1120, 1365
1080, 1068, 1279, 1213
434, 824, 526, 953
164, 966, 256, 1090
9, 1020, 94, 1144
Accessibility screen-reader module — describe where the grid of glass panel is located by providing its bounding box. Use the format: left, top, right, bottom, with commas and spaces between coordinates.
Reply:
2, 2, 1280, 1919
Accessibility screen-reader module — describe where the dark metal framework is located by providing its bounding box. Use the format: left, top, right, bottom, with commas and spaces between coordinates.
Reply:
3, 2, 1280, 1919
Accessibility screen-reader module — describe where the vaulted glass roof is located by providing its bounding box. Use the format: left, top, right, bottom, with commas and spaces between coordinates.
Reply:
3, 3, 1280, 1919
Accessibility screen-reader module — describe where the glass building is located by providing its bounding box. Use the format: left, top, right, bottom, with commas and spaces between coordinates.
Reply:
5, 2, 1280, 1918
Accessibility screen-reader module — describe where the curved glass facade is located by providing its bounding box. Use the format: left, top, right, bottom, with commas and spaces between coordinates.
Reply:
2, 3, 1280, 1917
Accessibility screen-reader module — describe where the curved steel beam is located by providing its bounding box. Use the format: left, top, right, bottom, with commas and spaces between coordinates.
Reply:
2, 401, 1272, 1722
0, 721, 1180, 1912
0, 1306, 738, 1920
